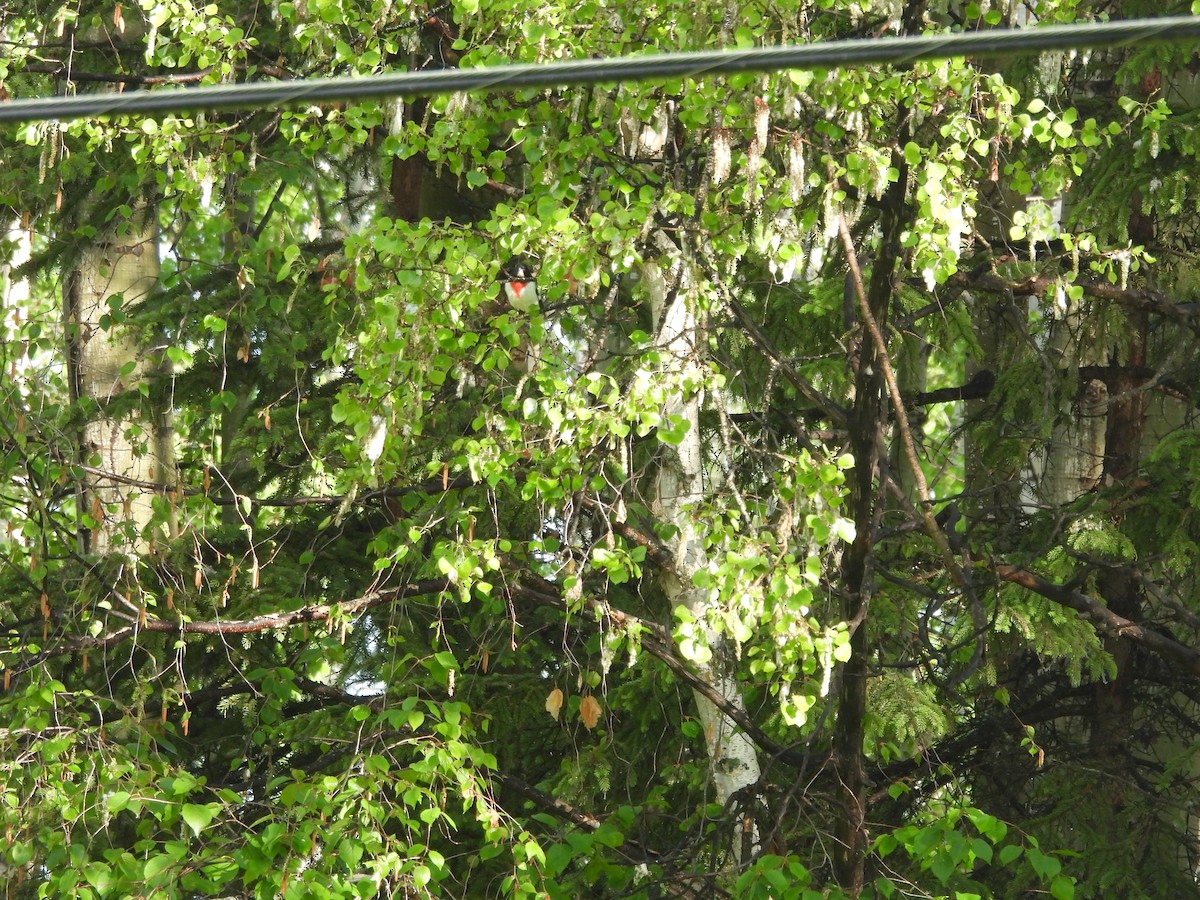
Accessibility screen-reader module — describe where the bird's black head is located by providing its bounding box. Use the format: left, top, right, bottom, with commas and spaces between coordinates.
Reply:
500, 255, 536, 283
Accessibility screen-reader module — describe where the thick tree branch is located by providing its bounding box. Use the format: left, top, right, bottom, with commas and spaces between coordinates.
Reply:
839, 216, 985, 692
993, 563, 1200, 675
19, 57, 292, 84
510, 578, 815, 770
839, 218, 971, 591
496, 770, 603, 831
21, 63, 223, 85
65, 462, 477, 507
6, 579, 450, 675
495, 772, 718, 899
959, 269, 1200, 326
723, 295, 849, 430
911, 369, 996, 405
575, 496, 676, 573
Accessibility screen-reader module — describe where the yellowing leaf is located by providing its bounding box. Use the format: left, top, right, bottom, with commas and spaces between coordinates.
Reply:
545, 687, 563, 720
579, 695, 602, 730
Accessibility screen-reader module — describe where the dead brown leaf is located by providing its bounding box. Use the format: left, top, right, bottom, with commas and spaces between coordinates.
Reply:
545, 687, 563, 721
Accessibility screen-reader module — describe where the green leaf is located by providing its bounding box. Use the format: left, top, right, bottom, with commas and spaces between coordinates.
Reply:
84, 861, 113, 890
1050, 874, 1075, 900
966, 808, 1006, 842
106, 790, 132, 813
144, 855, 175, 879
181, 803, 216, 836
1028, 847, 1061, 879
930, 851, 955, 882
166, 346, 193, 367
998, 844, 1024, 865
832, 633, 853, 662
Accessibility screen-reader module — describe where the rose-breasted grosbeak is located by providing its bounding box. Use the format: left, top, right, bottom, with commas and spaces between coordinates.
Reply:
500, 256, 538, 314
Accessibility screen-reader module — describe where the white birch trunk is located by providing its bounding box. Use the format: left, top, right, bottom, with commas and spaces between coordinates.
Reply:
68, 205, 173, 554
1025, 307, 1109, 508
648, 260, 761, 854
2, 221, 34, 387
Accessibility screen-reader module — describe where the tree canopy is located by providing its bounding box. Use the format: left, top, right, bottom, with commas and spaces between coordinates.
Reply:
4, 0, 1200, 897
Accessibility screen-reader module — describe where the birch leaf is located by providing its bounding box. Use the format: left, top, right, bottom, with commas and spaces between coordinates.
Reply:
545, 687, 563, 721
579, 695, 602, 730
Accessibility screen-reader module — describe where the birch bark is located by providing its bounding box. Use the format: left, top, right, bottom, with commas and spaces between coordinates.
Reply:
67, 205, 173, 554
648, 257, 762, 857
